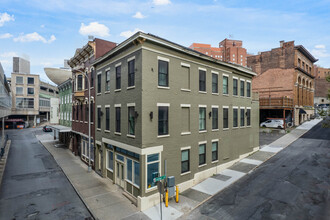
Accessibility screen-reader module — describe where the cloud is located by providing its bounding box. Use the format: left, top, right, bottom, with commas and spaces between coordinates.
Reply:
315, 44, 325, 49
120, 28, 143, 39
40, 24, 45, 28
0, 51, 18, 58
79, 22, 110, 37
0, 33, 12, 39
133, 12, 146, 19
13, 32, 56, 43
0, 12, 14, 27
153, 0, 171, 5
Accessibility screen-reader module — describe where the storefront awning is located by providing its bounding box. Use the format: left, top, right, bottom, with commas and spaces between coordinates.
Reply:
49, 125, 71, 133
299, 108, 307, 114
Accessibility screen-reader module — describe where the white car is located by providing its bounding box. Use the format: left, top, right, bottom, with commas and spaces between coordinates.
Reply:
260, 119, 284, 129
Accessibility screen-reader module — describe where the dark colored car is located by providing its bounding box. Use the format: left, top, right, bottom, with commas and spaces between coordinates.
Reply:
42, 126, 52, 132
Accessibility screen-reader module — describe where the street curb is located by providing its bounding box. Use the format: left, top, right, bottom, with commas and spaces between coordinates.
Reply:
181, 120, 321, 219
0, 140, 11, 189
37, 138, 97, 220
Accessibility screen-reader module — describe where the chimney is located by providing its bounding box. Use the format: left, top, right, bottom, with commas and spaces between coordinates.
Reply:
280, 40, 284, 47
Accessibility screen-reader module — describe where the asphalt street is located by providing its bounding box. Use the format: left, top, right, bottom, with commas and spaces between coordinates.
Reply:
186, 122, 330, 220
0, 128, 92, 220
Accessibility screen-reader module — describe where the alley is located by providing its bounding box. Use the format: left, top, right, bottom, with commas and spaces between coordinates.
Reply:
0, 128, 92, 220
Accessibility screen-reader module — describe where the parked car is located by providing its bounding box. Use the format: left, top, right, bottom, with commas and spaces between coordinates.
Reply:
42, 125, 52, 132
260, 119, 284, 129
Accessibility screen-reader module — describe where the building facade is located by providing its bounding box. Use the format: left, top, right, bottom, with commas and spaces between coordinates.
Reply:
247, 41, 318, 126
93, 32, 259, 210
58, 79, 72, 127
189, 38, 247, 66
68, 38, 116, 168
0, 62, 11, 149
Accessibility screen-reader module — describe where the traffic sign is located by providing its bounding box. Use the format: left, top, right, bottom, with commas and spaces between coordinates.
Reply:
153, 175, 166, 182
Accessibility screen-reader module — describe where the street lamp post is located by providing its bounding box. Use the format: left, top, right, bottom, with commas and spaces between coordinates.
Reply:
73, 69, 92, 172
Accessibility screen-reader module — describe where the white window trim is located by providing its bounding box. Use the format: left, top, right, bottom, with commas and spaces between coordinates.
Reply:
115, 62, 122, 67
211, 70, 219, 75
145, 152, 162, 192
181, 146, 191, 151
211, 105, 219, 108
233, 106, 238, 109
181, 62, 190, 68
240, 107, 246, 109
246, 80, 251, 83
105, 105, 110, 108
199, 104, 207, 108
198, 67, 207, 71
97, 71, 102, 75
199, 91, 207, 94
127, 103, 135, 107
127, 56, 135, 62
157, 56, 170, 62
181, 88, 191, 92
223, 106, 229, 109
114, 104, 121, 107
181, 131, 191, 136
106, 149, 113, 172
181, 171, 191, 176
127, 86, 135, 90
114, 132, 121, 136
212, 139, 219, 142
222, 73, 229, 77
180, 104, 191, 108
240, 79, 246, 82
246, 107, 251, 109
127, 134, 135, 138
157, 86, 170, 90
157, 134, 170, 138
198, 164, 207, 168
105, 67, 110, 71
233, 76, 238, 80
198, 140, 207, 145
157, 103, 170, 107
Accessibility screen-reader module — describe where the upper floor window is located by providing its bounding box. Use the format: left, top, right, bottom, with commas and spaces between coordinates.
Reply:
128, 106, 135, 135
115, 107, 121, 133
91, 69, 94, 88
247, 81, 251, 97
27, 87, 34, 95
158, 60, 169, 87
16, 76, 23, 84
97, 107, 101, 129
199, 69, 206, 92
181, 149, 190, 173
97, 73, 101, 93
16, 87, 23, 95
27, 77, 34, 85
233, 78, 238, 96
223, 75, 228, 95
116, 66, 121, 90
158, 106, 169, 136
212, 107, 218, 130
223, 107, 229, 129
128, 59, 135, 87
212, 73, 218, 94
199, 107, 206, 131
240, 108, 245, 127
247, 108, 251, 126
77, 75, 83, 91
105, 107, 110, 131
233, 108, 238, 128
240, 80, 245, 97
105, 70, 110, 91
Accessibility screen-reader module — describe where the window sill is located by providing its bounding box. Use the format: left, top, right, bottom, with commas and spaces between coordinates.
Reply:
181, 88, 191, 92
240, 126, 246, 128
127, 86, 135, 90
223, 94, 229, 96
157, 134, 170, 138
212, 160, 219, 164
90, 87, 94, 90
212, 93, 219, 95
181, 171, 191, 176
158, 86, 170, 90
127, 134, 135, 138
97, 128, 101, 131
75, 120, 79, 122
198, 164, 207, 168
181, 132, 191, 136
246, 125, 251, 128
106, 168, 113, 173
212, 129, 219, 132
240, 96, 245, 98
146, 186, 157, 193
104, 91, 110, 94
223, 128, 229, 131
91, 122, 94, 125
104, 130, 110, 133
114, 132, 121, 136
199, 91, 207, 94
80, 121, 83, 123
114, 89, 121, 92
199, 130, 207, 133
233, 95, 239, 97
232, 127, 239, 129
84, 121, 88, 124
97, 93, 102, 96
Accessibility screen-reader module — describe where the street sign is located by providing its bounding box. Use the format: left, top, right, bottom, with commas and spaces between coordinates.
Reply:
153, 175, 166, 183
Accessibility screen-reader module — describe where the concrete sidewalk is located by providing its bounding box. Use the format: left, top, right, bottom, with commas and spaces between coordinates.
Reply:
138, 119, 323, 220
36, 133, 148, 220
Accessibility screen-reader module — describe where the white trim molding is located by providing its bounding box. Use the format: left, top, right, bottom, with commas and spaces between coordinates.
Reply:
157, 56, 170, 62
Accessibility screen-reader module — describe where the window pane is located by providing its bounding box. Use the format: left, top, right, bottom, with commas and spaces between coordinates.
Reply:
233, 79, 238, 96
78, 75, 83, 90
116, 66, 121, 89
97, 74, 101, 93
212, 142, 218, 161
128, 60, 135, 87
134, 161, 140, 186
241, 109, 245, 126
233, 109, 238, 127
223, 76, 228, 94
97, 108, 101, 129
247, 109, 251, 126
199, 144, 205, 154
199, 107, 206, 130
147, 162, 159, 188
212, 108, 218, 129
128, 107, 135, 135
116, 154, 124, 162
212, 73, 218, 93
16, 76, 23, 84
199, 70, 206, 91
106, 107, 110, 130
127, 158, 132, 181
223, 108, 228, 128
28, 77, 34, 84
158, 60, 168, 87
182, 150, 189, 161
116, 107, 121, 132
16, 87, 23, 95
247, 82, 251, 97
181, 150, 189, 174
147, 153, 159, 162
158, 106, 168, 135
241, 81, 245, 96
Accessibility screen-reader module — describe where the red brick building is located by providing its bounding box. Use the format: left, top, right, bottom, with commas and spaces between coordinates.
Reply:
68, 38, 116, 170
189, 38, 247, 66
314, 66, 330, 105
247, 41, 318, 126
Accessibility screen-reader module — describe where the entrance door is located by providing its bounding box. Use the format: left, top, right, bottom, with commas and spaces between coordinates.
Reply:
115, 162, 125, 188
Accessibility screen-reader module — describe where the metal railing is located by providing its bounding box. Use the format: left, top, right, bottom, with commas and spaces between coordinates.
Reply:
259, 97, 294, 108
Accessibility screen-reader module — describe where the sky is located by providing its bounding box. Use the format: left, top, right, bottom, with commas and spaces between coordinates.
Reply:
1, 0, 330, 84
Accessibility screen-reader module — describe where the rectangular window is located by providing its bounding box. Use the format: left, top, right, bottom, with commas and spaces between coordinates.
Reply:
105, 107, 110, 131
212, 73, 218, 93
97, 107, 101, 129
15, 98, 34, 108
127, 158, 132, 182
181, 65, 190, 90
199, 107, 206, 131
233, 108, 238, 127
158, 106, 169, 135
158, 60, 169, 87
115, 107, 121, 133
199, 70, 206, 92
97, 74, 101, 93
128, 59, 135, 87
16, 76, 23, 84
223, 76, 228, 94
134, 161, 140, 187
147, 153, 159, 188
16, 87, 23, 95
78, 75, 83, 91
223, 107, 228, 129
91, 69, 94, 88
181, 149, 190, 173
90, 102, 94, 123
107, 150, 113, 171
27, 77, 34, 85
181, 106, 190, 133
212, 142, 218, 161
247, 82, 251, 97
105, 70, 110, 91
85, 104, 88, 122
128, 106, 135, 135
233, 78, 238, 96
240, 80, 245, 97
247, 109, 251, 126
116, 66, 121, 89
212, 107, 218, 130
240, 108, 245, 126
199, 144, 206, 165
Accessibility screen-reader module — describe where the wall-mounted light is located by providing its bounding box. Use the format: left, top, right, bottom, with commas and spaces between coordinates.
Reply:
149, 111, 153, 120
209, 111, 212, 118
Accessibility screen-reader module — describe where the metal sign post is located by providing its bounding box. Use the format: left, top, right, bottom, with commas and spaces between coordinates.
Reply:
157, 181, 163, 220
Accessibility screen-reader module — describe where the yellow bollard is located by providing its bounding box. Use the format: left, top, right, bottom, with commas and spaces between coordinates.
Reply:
165, 189, 168, 207
176, 185, 179, 203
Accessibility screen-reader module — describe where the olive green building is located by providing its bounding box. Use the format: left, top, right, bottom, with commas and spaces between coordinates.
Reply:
93, 32, 259, 210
